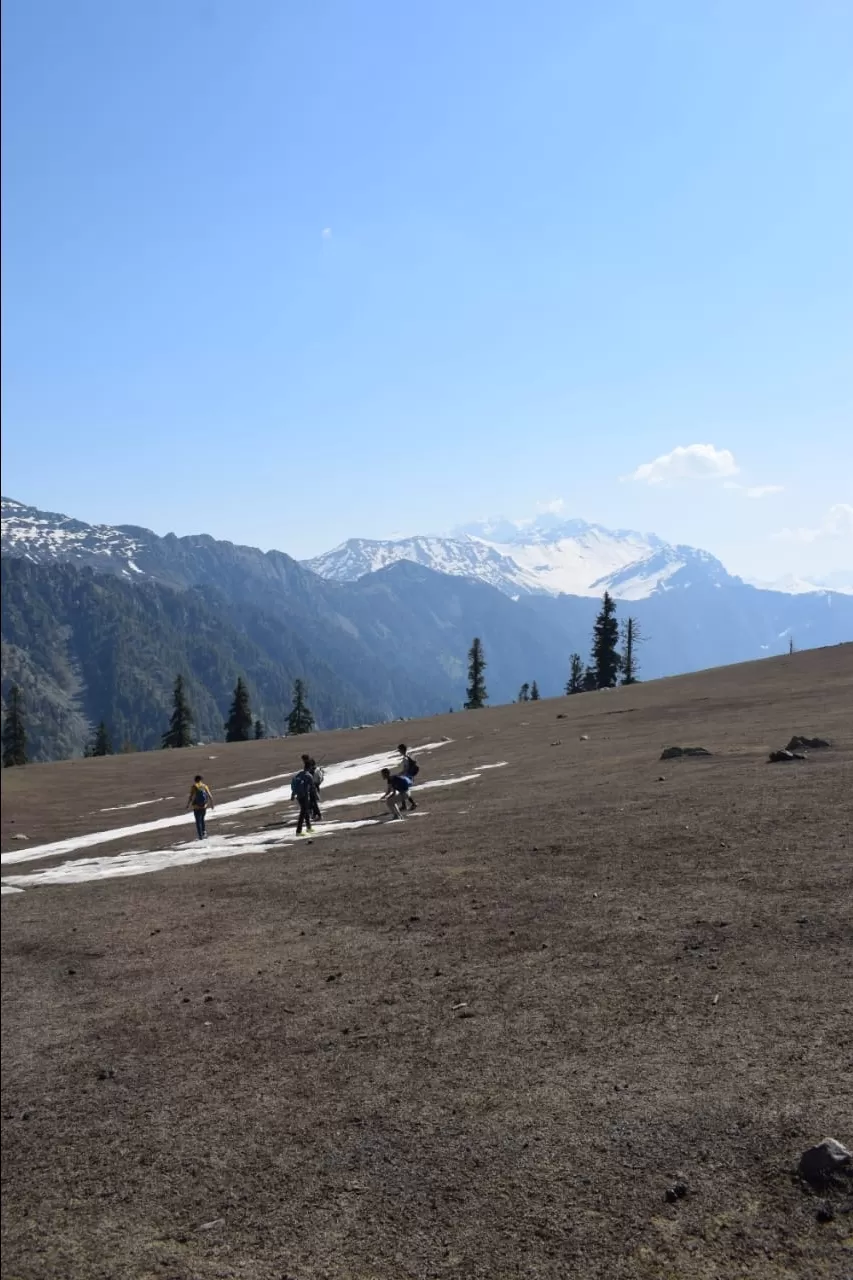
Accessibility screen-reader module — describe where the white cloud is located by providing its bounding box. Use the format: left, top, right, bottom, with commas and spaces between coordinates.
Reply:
321, 227, 332, 240
627, 444, 739, 485
775, 503, 853, 544
724, 482, 785, 499
535, 498, 566, 515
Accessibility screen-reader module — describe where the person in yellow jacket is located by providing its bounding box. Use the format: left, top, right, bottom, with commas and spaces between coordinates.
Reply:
186, 774, 214, 839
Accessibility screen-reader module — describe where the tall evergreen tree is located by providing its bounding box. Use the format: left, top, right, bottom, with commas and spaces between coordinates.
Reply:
591, 591, 620, 689
2, 684, 28, 768
565, 653, 585, 695
287, 679, 315, 735
464, 638, 488, 709
582, 666, 598, 692
517, 682, 530, 703
225, 677, 253, 742
86, 720, 113, 757
162, 675, 193, 749
254, 718, 265, 740
530, 680, 540, 701
620, 618, 641, 685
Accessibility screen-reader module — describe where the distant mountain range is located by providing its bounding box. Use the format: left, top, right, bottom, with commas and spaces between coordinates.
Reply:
307, 512, 852, 600
2, 497, 852, 761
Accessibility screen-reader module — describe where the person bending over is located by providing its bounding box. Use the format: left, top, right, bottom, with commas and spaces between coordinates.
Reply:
381, 768, 413, 820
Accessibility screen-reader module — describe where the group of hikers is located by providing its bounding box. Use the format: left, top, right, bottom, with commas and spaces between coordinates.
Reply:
185, 743, 421, 840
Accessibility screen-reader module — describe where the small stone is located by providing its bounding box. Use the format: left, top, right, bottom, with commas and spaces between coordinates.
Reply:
11, 833, 28, 841
203, 994, 214, 1003
815, 1202, 835, 1223
67, 968, 76, 975
665, 1181, 689, 1202
799, 1138, 852, 1184
580, 734, 589, 741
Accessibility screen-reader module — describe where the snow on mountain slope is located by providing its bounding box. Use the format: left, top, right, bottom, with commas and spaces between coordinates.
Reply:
1, 498, 150, 575
305, 535, 544, 597
746, 571, 853, 596
307, 516, 740, 600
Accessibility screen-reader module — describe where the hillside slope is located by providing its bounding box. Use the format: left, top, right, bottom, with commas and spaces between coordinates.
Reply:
2, 646, 851, 1279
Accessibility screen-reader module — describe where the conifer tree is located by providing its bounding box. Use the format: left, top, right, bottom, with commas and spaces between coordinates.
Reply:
591, 591, 620, 689
530, 681, 540, 700
225, 677, 253, 742
565, 653, 585, 695
287, 679, 315, 735
2, 684, 28, 768
582, 666, 598, 692
162, 675, 193, 749
87, 720, 113, 757
464, 638, 488, 709
620, 618, 641, 685
517, 682, 530, 702
254, 718, 265, 740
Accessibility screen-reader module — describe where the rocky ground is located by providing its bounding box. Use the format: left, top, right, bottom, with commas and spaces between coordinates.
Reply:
2, 646, 852, 1279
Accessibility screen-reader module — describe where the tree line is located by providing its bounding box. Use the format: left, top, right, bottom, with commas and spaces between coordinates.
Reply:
2, 673, 320, 766
462, 591, 641, 711
2, 590, 642, 766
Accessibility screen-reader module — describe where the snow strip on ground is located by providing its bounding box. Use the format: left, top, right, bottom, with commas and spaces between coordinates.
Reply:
0, 741, 451, 869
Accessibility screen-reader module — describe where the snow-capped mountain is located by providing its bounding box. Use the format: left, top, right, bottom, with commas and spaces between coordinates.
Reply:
746, 570, 853, 596
1, 498, 150, 576
306, 516, 741, 601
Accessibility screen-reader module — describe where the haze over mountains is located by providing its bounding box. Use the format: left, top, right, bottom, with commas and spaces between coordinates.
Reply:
2, 496, 851, 761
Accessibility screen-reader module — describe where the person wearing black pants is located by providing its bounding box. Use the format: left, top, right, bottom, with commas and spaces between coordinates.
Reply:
302, 754, 323, 822
292, 767, 319, 836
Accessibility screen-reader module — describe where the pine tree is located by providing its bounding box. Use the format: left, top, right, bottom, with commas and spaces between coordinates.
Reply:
225, 677, 253, 742
87, 721, 113, 757
582, 666, 598, 692
530, 681, 540, 700
287, 679, 315, 735
464, 638, 488, 709
2, 684, 28, 768
591, 591, 620, 689
162, 675, 193, 749
254, 718, 265, 740
620, 618, 640, 685
517, 682, 530, 703
565, 653, 585, 695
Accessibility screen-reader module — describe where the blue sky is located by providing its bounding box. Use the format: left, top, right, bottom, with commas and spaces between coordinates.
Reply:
2, 0, 851, 579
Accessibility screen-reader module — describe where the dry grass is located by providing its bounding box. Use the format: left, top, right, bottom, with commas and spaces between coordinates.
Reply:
2, 646, 852, 1279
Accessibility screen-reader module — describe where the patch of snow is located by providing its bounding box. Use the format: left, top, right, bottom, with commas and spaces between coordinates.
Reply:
0, 741, 452, 868
100, 797, 169, 812
0, 769, 492, 890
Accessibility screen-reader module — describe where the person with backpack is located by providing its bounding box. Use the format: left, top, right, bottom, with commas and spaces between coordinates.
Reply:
186, 775, 214, 840
302, 754, 323, 821
291, 764, 320, 836
381, 768, 413, 820
397, 744, 419, 810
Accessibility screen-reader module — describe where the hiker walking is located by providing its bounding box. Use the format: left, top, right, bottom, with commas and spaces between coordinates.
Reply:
381, 768, 413, 820
302, 753, 323, 821
292, 764, 320, 836
186, 774, 214, 840
397, 744, 419, 810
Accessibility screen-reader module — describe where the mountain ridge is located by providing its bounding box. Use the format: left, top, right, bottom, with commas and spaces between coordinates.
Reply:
3, 497, 852, 761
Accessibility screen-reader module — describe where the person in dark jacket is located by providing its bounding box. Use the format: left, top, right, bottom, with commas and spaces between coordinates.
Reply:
302, 753, 323, 820
292, 766, 320, 835
381, 768, 412, 820
397, 744, 419, 810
